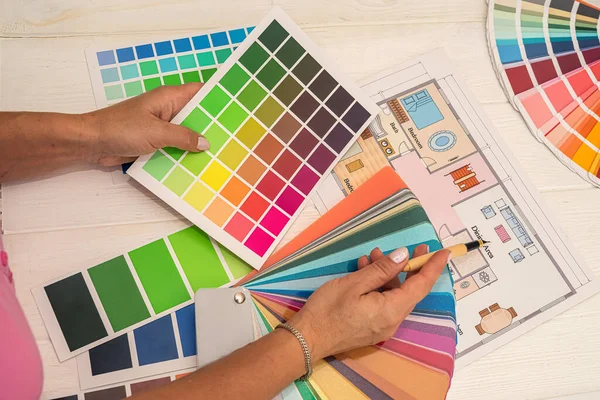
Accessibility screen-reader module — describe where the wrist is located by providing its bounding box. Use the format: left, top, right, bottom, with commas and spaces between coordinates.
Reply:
78, 112, 102, 163
287, 313, 326, 361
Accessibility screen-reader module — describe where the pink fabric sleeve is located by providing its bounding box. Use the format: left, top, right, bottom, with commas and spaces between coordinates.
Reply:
0, 234, 44, 400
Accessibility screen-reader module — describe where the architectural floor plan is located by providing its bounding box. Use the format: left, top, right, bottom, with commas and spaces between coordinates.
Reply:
311, 50, 600, 368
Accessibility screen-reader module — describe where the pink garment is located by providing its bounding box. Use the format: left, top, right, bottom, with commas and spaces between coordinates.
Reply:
0, 234, 43, 400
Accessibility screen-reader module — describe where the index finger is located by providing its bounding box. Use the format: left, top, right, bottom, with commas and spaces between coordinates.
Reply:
387, 249, 451, 306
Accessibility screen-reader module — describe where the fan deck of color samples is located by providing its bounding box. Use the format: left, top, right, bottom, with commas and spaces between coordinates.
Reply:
239, 167, 457, 400
487, 0, 600, 185
127, 8, 377, 269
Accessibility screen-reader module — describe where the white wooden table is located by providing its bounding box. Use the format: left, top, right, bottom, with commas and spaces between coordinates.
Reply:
1, 1, 600, 399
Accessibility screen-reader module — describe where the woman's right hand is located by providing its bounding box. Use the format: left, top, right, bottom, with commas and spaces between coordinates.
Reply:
288, 245, 451, 360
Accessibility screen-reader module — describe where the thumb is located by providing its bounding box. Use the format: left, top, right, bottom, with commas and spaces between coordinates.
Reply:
351, 247, 409, 294
153, 121, 210, 153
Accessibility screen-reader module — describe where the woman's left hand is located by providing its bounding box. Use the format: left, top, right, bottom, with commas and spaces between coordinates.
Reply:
82, 83, 208, 166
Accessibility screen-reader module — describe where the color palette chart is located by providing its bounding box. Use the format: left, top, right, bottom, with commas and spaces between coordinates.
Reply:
240, 167, 457, 399
127, 7, 378, 269
32, 226, 253, 361
86, 26, 254, 108
488, 0, 600, 185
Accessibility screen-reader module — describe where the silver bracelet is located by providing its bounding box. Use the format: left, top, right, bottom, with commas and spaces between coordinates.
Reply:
276, 323, 312, 380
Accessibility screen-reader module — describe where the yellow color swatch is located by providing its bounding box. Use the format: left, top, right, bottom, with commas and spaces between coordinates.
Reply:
218, 140, 248, 170
183, 182, 214, 211
200, 161, 231, 191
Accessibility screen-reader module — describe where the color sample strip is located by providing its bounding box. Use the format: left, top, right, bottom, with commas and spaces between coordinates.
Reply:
128, 7, 378, 269
76, 289, 232, 389
33, 226, 253, 361
47, 368, 195, 400
86, 27, 255, 108
488, 0, 600, 186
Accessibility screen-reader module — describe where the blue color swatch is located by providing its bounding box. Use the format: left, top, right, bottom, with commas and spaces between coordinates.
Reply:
97, 50, 116, 66
133, 315, 178, 366
135, 44, 155, 59
174, 38, 193, 53
175, 304, 197, 357
155, 41, 174, 56
116, 47, 135, 63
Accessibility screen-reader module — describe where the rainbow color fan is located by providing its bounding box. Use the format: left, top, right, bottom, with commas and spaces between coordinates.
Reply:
488, 0, 600, 185
239, 167, 457, 400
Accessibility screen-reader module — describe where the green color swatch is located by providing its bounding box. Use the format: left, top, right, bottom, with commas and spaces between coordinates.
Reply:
239, 43, 269, 73
140, 60, 159, 76
163, 147, 185, 161
182, 71, 201, 83
220, 64, 250, 96
218, 102, 248, 133
196, 52, 216, 67
163, 74, 182, 86
104, 85, 124, 101
201, 68, 217, 82
88, 256, 150, 331
168, 227, 230, 291
181, 107, 211, 134
275, 37, 305, 68
255, 97, 284, 127
256, 59, 286, 90
218, 140, 248, 170
143, 77, 162, 91
128, 239, 191, 314
258, 21, 289, 52
215, 48, 232, 63
238, 80, 267, 111
219, 245, 253, 279
181, 151, 211, 176
124, 81, 143, 97
178, 54, 197, 69
163, 167, 194, 196
143, 151, 174, 181
200, 86, 231, 117
203, 124, 229, 154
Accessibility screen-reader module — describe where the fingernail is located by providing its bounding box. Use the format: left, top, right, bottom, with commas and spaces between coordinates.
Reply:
447, 252, 453, 262
197, 136, 210, 151
424, 245, 430, 252
389, 247, 409, 264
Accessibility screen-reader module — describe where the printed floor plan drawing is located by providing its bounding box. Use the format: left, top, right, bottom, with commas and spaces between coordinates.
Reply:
310, 50, 600, 368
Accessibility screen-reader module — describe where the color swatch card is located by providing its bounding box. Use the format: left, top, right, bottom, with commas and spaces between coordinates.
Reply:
75, 304, 197, 390
237, 167, 456, 399
86, 26, 255, 108
487, 0, 600, 186
32, 226, 253, 361
127, 7, 378, 269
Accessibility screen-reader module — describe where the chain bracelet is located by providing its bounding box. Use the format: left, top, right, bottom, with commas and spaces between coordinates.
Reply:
276, 323, 312, 380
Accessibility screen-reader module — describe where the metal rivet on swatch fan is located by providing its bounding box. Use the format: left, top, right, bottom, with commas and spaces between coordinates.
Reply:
234, 291, 246, 304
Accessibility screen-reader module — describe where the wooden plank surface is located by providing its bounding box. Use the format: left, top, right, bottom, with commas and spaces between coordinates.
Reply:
1, 1, 599, 399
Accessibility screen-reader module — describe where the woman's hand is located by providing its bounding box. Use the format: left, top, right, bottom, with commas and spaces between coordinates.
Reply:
288, 245, 451, 360
82, 83, 208, 166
